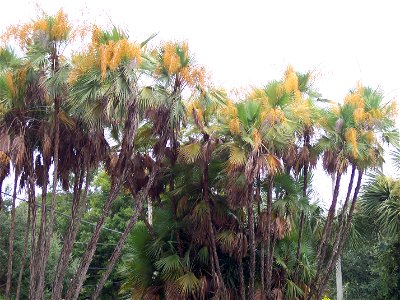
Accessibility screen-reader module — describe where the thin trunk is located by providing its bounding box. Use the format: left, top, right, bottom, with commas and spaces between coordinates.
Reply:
247, 183, 256, 300
265, 177, 273, 299
295, 133, 310, 271
202, 135, 225, 293
91, 169, 157, 299
148, 197, 153, 225
64, 182, 121, 300
257, 174, 265, 298
170, 157, 183, 258
238, 254, 246, 300
35, 44, 61, 300
140, 210, 157, 239
15, 192, 32, 300
307, 173, 338, 300
42, 94, 61, 275
314, 167, 354, 296
295, 161, 308, 266
65, 100, 138, 300
316, 170, 363, 299
52, 166, 89, 300
34, 162, 49, 300
268, 231, 277, 295
260, 240, 265, 299
0, 179, 3, 218
333, 166, 355, 300
295, 212, 305, 267
335, 256, 343, 300
28, 159, 38, 300
5, 172, 18, 300
316, 171, 342, 264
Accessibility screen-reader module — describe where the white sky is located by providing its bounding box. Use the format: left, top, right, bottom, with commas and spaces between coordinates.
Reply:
1, 0, 399, 207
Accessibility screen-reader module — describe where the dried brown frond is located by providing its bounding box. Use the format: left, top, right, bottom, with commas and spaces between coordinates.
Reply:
11, 134, 26, 173
0, 133, 10, 154
272, 288, 284, 300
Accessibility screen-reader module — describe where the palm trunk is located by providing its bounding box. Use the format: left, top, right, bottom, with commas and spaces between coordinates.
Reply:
0, 177, 3, 218
247, 183, 256, 300
148, 197, 153, 225
64, 181, 121, 300
265, 177, 273, 299
28, 159, 38, 300
295, 133, 310, 276
91, 169, 157, 299
316, 171, 342, 264
35, 45, 61, 300
333, 166, 355, 300
257, 175, 265, 298
15, 191, 32, 300
268, 230, 277, 295
34, 161, 49, 300
42, 94, 61, 279
294, 163, 308, 283
314, 168, 354, 296
238, 253, 246, 300
335, 256, 343, 300
65, 100, 138, 300
52, 166, 89, 300
202, 134, 225, 294
316, 170, 363, 299
260, 240, 265, 299
5, 172, 18, 300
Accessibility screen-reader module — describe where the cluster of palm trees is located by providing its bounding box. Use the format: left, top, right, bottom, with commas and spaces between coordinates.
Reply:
0, 10, 398, 300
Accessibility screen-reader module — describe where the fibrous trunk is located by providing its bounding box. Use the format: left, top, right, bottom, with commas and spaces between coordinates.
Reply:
247, 183, 256, 300
265, 177, 273, 299
65, 100, 138, 300
91, 168, 157, 299
5, 172, 18, 300
52, 166, 89, 300
15, 190, 32, 300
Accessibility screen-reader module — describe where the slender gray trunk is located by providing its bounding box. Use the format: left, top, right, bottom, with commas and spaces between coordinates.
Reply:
52, 166, 90, 300
5, 172, 18, 300
34, 161, 49, 300
336, 256, 343, 300
91, 169, 157, 299
316, 171, 342, 264
65, 99, 138, 300
28, 160, 38, 300
15, 192, 32, 300
64, 183, 121, 300
316, 170, 363, 299
238, 247, 246, 300
247, 183, 256, 300
265, 177, 273, 299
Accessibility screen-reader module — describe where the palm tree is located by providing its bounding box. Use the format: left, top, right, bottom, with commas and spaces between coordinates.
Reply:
1, 10, 78, 299
0, 45, 35, 300
181, 86, 228, 296
64, 26, 145, 300
308, 85, 398, 299
220, 81, 293, 298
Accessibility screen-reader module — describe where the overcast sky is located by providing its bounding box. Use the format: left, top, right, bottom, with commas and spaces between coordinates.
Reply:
1, 0, 399, 206
2, 0, 400, 100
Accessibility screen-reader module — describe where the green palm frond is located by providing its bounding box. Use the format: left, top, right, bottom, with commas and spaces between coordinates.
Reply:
392, 148, 400, 171
175, 272, 200, 297
285, 279, 304, 299
197, 246, 209, 265
216, 230, 235, 254
360, 173, 400, 236
228, 145, 246, 167
155, 254, 184, 280
0, 47, 19, 71
179, 142, 201, 163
